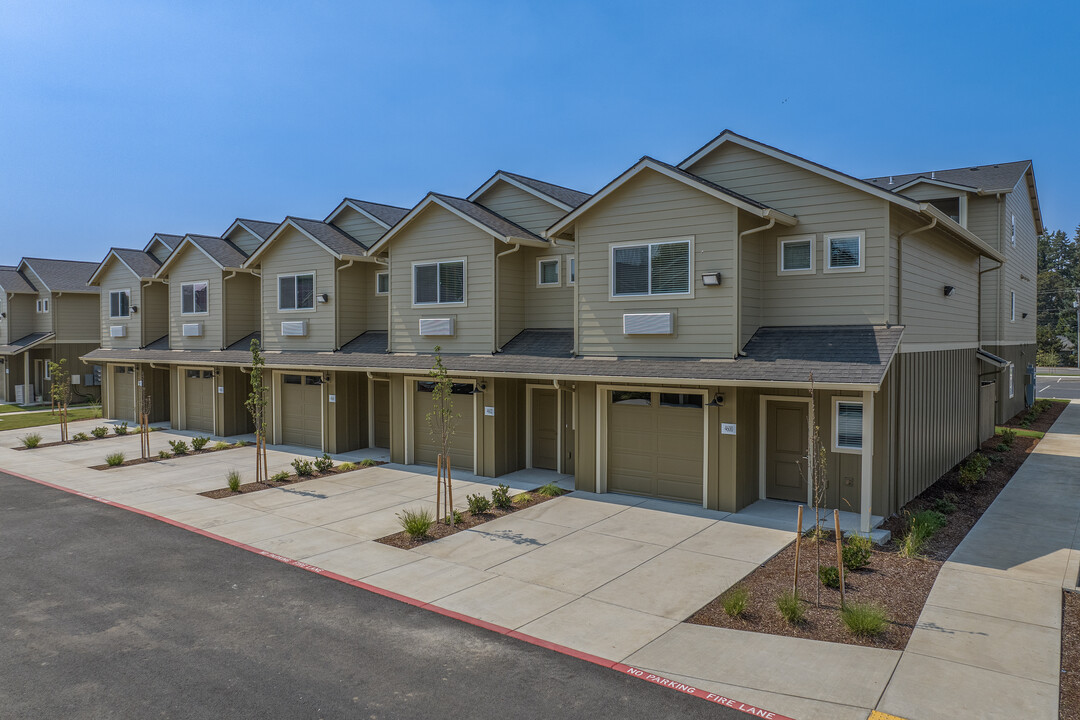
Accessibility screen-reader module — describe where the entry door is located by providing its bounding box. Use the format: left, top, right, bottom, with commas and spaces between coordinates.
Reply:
765, 401, 808, 502
372, 380, 391, 448
531, 388, 558, 470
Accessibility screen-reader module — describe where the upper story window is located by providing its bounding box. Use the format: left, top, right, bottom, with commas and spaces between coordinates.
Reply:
538, 257, 561, 287
375, 271, 389, 296
926, 196, 967, 227
36, 298, 50, 313
568, 257, 576, 286
611, 238, 692, 298
181, 281, 209, 315
1010, 291, 1016, 322
833, 398, 864, 453
1010, 214, 1016, 246
824, 231, 865, 273
109, 290, 130, 318
413, 259, 465, 305
278, 273, 314, 311
778, 235, 815, 274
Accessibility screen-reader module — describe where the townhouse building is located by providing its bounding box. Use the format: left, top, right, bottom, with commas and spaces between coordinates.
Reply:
82, 131, 1041, 533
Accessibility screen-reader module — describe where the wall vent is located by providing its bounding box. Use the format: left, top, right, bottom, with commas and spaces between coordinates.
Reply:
623, 312, 674, 335
182, 323, 203, 337
281, 320, 307, 337
419, 317, 455, 336
109, 325, 127, 338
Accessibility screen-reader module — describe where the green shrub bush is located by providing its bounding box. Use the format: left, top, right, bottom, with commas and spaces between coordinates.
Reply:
841, 602, 888, 637
226, 470, 242, 492
776, 591, 805, 624
512, 492, 531, 504
270, 470, 290, 482
722, 586, 749, 617
360, 458, 377, 467
291, 458, 315, 477
113, 422, 128, 436
338, 462, 357, 472
212, 441, 231, 451
843, 534, 873, 571
444, 509, 463, 525
932, 496, 957, 515
72, 432, 91, 442
958, 452, 990, 489
818, 565, 841, 588
21, 433, 42, 449
313, 453, 334, 473
398, 507, 434, 538
91, 426, 109, 439
191, 436, 209, 451
911, 509, 948, 535
168, 440, 189, 456
898, 509, 947, 559
1000, 428, 1017, 447
105, 452, 125, 467
491, 483, 512, 510
536, 483, 565, 497
467, 493, 492, 514
158, 450, 172, 459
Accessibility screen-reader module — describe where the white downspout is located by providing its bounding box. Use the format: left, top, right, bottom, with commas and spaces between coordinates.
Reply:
493, 243, 521, 354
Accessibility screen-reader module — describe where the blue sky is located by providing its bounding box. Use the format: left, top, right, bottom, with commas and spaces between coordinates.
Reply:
1, 1, 1078, 261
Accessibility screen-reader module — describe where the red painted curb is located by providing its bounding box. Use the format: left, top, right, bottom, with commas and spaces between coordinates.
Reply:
4, 467, 797, 720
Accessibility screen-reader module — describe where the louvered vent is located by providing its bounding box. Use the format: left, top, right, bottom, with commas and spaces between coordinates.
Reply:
182, 323, 203, 337
419, 317, 454, 336
109, 325, 127, 338
281, 321, 307, 337
623, 312, 674, 335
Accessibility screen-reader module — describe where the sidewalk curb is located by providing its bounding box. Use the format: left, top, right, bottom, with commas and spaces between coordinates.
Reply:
4, 467, 798, 720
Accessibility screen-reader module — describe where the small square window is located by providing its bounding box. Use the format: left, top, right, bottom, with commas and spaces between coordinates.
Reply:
278, 273, 315, 311
109, 290, 130, 318
568, 257, 576, 286
181, 281, 209, 314
413, 260, 464, 305
611, 239, 692, 297
611, 391, 651, 405
779, 236, 814, 273
824, 232, 864, 272
1010, 291, 1016, 322
375, 272, 389, 295
834, 400, 864, 452
538, 258, 560, 286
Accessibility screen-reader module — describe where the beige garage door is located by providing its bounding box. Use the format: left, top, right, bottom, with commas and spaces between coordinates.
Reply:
281, 374, 323, 449
414, 382, 474, 471
608, 391, 703, 503
111, 365, 136, 422
184, 369, 214, 432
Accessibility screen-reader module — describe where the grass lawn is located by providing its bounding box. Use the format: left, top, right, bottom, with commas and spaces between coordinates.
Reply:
0, 407, 102, 431
0, 402, 100, 414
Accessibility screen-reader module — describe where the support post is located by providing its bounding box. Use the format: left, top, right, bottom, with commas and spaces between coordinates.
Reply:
860, 390, 875, 533
793, 504, 803, 596
834, 509, 845, 608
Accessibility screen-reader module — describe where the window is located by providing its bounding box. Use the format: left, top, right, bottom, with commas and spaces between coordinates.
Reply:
538, 258, 560, 286
43, 363, 51, 380
825, 232, 864, 272
568, 257, 576, 286
927, 197, 962, 224
1010, 291, 1016, 322
611, 238, 692, 297
109, 290, 130, 318
1010, 214, 1016, 246
181, 281, 209, 315
417, 380, 474, 395
36, 299, 49, 313
834, 399, 864, 452
779, 236, 814, 273
375, 272, 389, 296
611, 390, 651, 405
1008, 364, 1015, 399
278, 273, 314, 311
659, 393, 703, 408
413, 260, 465, 305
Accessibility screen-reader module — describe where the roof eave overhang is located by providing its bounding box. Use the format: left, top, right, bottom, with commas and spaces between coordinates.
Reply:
917, 204, 1006, 262
467, 172, 575, 212
1, 332, 56, 356
243, 219, 358, 268
324, 199, 393, 229
893, 177, 979, 194
154, 238, 226, 278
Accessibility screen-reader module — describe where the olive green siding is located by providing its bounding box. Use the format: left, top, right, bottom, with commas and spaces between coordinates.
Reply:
98, 262, 142, 349
893, 182, 960, 203
223, 272, 260, 348
218, 366, 253, 437
53, 294, 99, 344
258, 227, 337, 352
141, 282, 168, 345
336, 261, 388, 346
332, 207, 391, 249
497, 244, 575, 347
388, 205, 495, 354
1001, 175, 1038, 344
146, 239, 174, 264
5, 295, 35, 343
225, 227, 264, 257
575, 169, 737, 358
22, 266, 53, 334
474, 181, 566, 236
167, 246, 223, 350
329, 370, 368, 453
738, 211, 763, 348
983, 342, 1035, 423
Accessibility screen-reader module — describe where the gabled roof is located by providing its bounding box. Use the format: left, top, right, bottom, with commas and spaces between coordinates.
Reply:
366, 193, 547, 255
0, 265, 37, 294
325, 198, 410, 228
244, 217, 367, 266
155, 235, 248, 277
144, 233, 183, 253
468, 170, 592, 211
88, 248, 162, 285
223, 218, 280, 243
547, 156, 798, 238
18, 258, 100, 293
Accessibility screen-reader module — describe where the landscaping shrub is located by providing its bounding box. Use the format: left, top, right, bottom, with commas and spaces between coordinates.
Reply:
313, 453, 334, 473
841, 602, 888, 637
168, 440, 190, 456
818, 565, 841, 588
21, 433, 42, 449
233, 440, 250, 447
932, 496, 957, 515
536, 483, 565, 497
338, 462, 357, 472
91, 426, 109, 439
491, 483, 513, 510
226, 470, 242, 492
958, 452, 990, 489
113, 422, 129, 436
291, 458, 315, 477
994, 442, 1009, 452
359, 458, 377, 468
158, 450, 172, 459
72, 432, 91, 442
191, 436, 209, 451
842, 534, 873, 571
467, 493, 492, 514
898, 510, 947, 559
722, 586, 749, 617
444, 509, 464, 525
212, 441, 231, 451
270, 470, 290, 482
512, 492, 531, 504
1000, 428, 1017, 447
105, 452, 125, 467
776, 590, 805, 624
398, 507, 434, 538
911, 509, 948, 534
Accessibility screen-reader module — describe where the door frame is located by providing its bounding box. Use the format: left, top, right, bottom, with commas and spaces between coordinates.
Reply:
272, 369, 327, 451
179, 365, 218, 435
367, 375, 391, 449
405, 374, 478, 475
758, 395, 812, 505
595, 384, 709, 508
525, 383, 562, 473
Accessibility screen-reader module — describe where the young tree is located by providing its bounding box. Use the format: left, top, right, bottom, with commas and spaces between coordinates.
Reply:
793, 372, 830, 607
137, 367, 152, 459
47, 359, 72, 442
426, 347, 459, 526
244, 338, 269, 483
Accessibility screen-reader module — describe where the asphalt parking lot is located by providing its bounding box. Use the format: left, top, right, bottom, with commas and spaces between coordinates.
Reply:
1038, 373, 1080, 400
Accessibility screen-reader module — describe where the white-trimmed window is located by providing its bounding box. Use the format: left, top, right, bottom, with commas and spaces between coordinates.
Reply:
278, 273, 314, 311
43, 362, 51, 381
181, 281, 209, 315
568, 257, 576, 286
611, 238, 692, 297
36, 298, 49, 313
1010, 291, 1016, 322
833, 398, 864, 452
824, 231, 864, 272
778, 235, 815, 274
1008, 363, 1015, 399
413, 259, 465, 305
375, 271, 389, 296
1010, 214, 1016, 246
109, 290, 131, 318
538, 257, 561, 287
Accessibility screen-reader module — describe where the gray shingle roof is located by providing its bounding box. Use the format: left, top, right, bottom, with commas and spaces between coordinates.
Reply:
151, 234, 183, 250
288, 217, 369, 254
340, 331, 389, 353
0, 331, 54, 355
500, 172, 592, 209
0, 265, 37, 293
234, 219, 279, 242
343, 200, 410, 228
225, 332, 260, 351
432, 194, 546, 243
647, 157, 772, 210
864, 160, 1031, 194
82, 325, 903, 387
185, 235, 248, 268
501, 329, 574, 357
21, 258, 100, 293
112, 248, 161, 279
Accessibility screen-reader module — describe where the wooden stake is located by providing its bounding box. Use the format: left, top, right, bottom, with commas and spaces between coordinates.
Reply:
834, 509, 845, 609
435, 454, 442, 523
447, 458, 454, 527
793, 504, 804, 596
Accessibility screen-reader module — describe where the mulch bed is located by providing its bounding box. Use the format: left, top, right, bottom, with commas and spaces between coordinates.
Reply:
199, 461, 387, 498
376, 490, 561, 549
688, 400, 1066, 651
90, 442, 248, 470
16, 428, 151, 451
1062, 590, 1080, 720
1001, 398, 1070, 434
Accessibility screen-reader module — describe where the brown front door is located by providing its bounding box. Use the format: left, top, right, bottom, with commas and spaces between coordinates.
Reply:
765, 400, 808, 502
531, 388, 558, 470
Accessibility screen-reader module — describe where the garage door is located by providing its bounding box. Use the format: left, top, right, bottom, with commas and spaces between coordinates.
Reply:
608, 391, 703, 503
184, 369, 214, 432
111, 365, 136, 422
413, 381, 474, 471
281, 374, 323, 449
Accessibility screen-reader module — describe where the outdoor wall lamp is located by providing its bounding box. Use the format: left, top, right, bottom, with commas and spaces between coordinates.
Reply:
316, 293, 329, 304
468, 382, 487, 394
130, 305, 138, 314
701, 272, 722, 287
943, 285, 955, 297
707, 393, 725, 407
1022, 312, 1028, 319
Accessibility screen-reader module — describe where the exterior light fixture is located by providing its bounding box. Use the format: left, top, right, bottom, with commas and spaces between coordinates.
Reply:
707, 393, 725, 407
317, 293, 329, 304
1022, 312, 1028, 319
943, 285, 955, 297
130, 305, 138, 314
468, 383, 487, 395
701, 272, 722, 287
